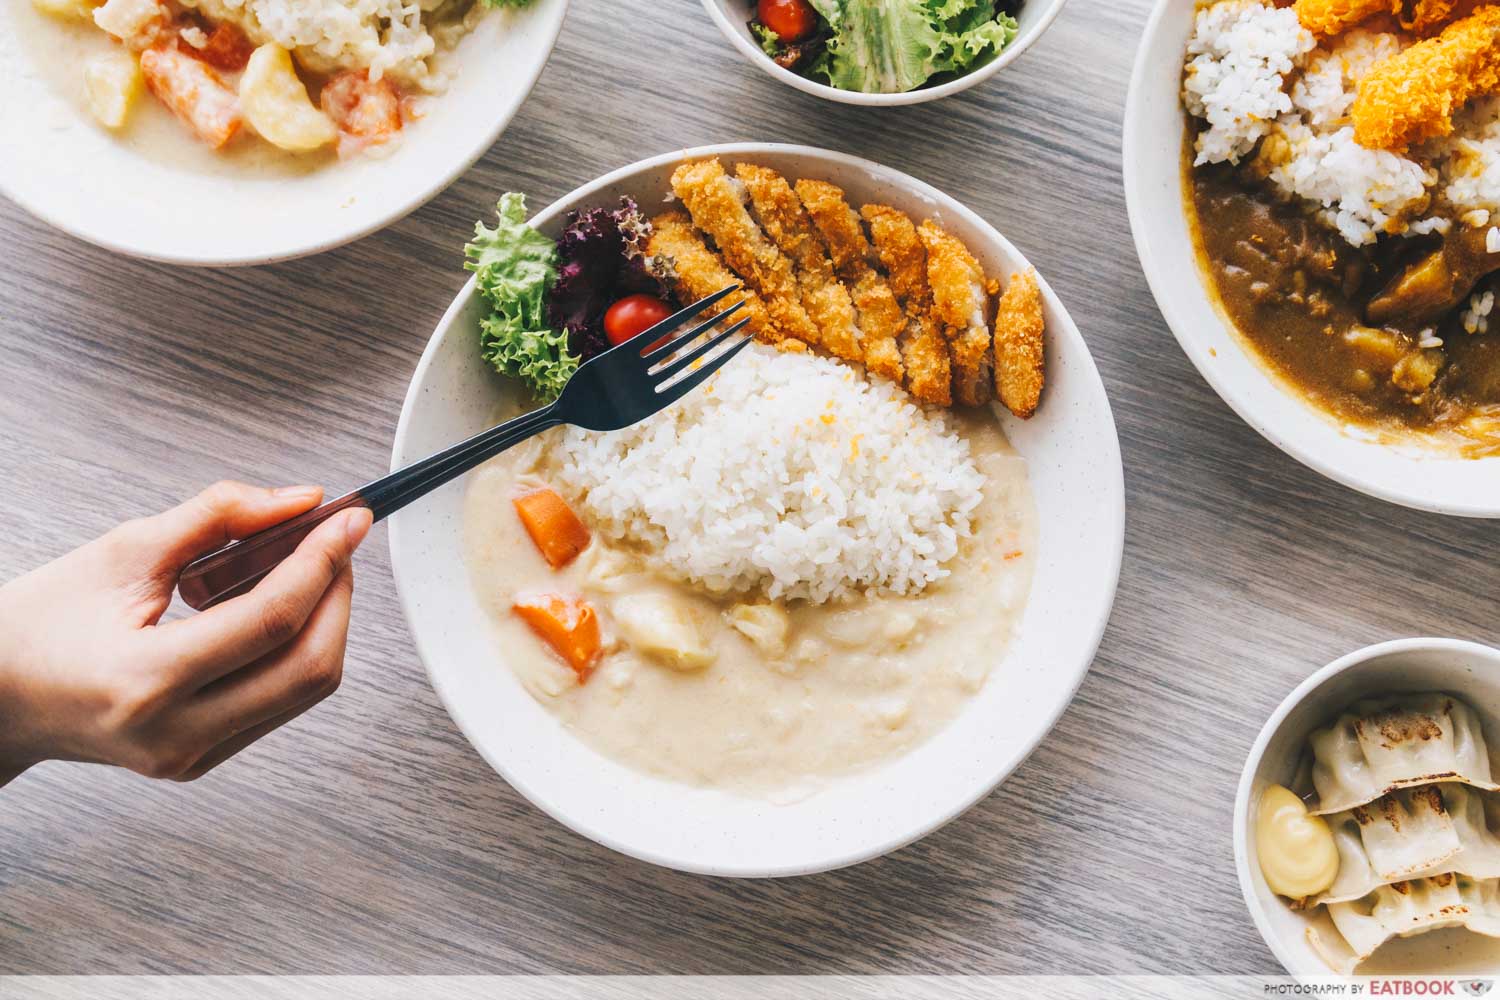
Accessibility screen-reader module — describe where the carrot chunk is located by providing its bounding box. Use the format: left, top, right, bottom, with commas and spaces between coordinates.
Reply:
513, 592, 601, 681
513, 487, 590, 568
139, 45, 241, 148
190, 22, 254, 72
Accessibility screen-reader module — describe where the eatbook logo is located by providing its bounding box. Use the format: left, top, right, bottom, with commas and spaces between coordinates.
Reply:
1461, 981, 1493, 997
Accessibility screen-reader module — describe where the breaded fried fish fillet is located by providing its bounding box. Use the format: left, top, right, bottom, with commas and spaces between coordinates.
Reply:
860, 203, 952, 408
918, 220, 995, 408
992, 268, 1045, 419
792, 179, 906, 384
1352, 5, 1500, 149
735, 164, 864, 364
647, 212, 786, 348
670, 160, 823, 349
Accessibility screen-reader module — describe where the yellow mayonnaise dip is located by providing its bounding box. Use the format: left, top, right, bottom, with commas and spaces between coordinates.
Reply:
1256, 784, 1338, 898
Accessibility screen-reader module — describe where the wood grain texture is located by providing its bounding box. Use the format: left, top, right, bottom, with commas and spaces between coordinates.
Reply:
4, 0, 1499, 976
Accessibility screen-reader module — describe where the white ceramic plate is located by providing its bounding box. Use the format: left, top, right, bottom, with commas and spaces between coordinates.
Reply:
389, 142, 1125, 876
0, 0, 568, 266
1123, 0, 1500, 517
699, 0, 1067, 106
1235, 638, 1500, 977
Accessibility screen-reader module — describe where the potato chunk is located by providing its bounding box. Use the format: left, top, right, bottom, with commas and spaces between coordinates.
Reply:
611, 593, 715, 671
32, 0, 97, 20
83, 51, 143, 129
239, 44, 336, 152
728, 603, 789, 656
92, 0, 164, 46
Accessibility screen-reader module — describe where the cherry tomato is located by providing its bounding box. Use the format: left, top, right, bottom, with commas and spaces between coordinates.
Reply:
758, 0, 818, 41
604, 294, 674, 348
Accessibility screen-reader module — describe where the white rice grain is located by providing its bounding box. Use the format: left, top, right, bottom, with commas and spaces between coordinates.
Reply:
1183, 0, 1315, 166
543, 346, 986, 604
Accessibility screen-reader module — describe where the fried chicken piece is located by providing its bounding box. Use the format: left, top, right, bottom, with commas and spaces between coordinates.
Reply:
670, 160, 823, 350
1400, 0, 1485, 34
1296, 0, 1480, 36
734, 164, 863, 364
917, 220, 995, 408
1295, 0, 1389, 36
1352, 5, 1500, 150
860, 203, 952, 407
992, 268, 1046, 419
647, 212, 784, 347
792, 179, 905, 385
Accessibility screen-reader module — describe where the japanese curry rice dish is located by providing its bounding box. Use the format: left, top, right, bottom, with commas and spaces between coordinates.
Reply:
458, 158, 1049, 797
1183, 0, 1500, 451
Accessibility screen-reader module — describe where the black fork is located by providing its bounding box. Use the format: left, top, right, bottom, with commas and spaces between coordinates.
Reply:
177, 286, 752, 610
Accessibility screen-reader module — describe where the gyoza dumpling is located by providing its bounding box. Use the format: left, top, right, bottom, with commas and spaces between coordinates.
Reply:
1307, 693, 1499, 814
1307, 874, 1500, 975
1316, 784, 1500, 905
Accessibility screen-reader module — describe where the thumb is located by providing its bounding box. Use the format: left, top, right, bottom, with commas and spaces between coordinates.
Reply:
135, 481, 326, 573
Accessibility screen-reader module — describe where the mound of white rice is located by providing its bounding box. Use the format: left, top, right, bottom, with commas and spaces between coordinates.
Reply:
545, 346, 986, 604
1183, 0, 1313, 166
1440, 98, 1500, 214
1185, 3, 1448, 246
181, 0, 473, 89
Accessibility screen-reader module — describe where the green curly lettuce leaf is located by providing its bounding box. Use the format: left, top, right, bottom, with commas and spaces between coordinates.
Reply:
464, 193, 577, 401
806, 0, 1018, 94
751, 22, 784, 57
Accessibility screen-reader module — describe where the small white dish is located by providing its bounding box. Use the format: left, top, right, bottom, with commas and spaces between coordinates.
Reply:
0, 0, 568, 266
389, 142, 1124, 876
699, 0, 1067, 107
1235, 637, 1500, 977
1123, 0, 1500, 517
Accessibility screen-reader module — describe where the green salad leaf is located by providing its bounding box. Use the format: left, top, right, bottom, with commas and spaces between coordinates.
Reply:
479, 0, 537, 8
751, 22, 784, 57
464, 193, 578, 401
806, 0, 1018, 94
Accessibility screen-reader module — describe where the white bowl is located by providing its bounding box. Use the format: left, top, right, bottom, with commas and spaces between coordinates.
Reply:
389, 142, 1125, 876
1234, 638, 1500, 977
1123, 0, 1500, 517
0, 0, 567, 266
699, 0, 1067, 107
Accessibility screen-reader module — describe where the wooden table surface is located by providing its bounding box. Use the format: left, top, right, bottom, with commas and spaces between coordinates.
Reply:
5, 0, 1499, 977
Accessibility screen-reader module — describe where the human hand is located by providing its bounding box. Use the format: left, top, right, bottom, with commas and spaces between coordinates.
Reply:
0, 482, 372, 787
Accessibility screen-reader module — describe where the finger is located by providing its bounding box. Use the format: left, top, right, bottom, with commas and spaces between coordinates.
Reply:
175, 564, 353, 761
133, 481, 326, 574
174, 700, 317, 782
151, 507, 371, 686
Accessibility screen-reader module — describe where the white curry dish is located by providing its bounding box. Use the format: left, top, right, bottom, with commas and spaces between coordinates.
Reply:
1124, 0, 1500, 515
390, 143, 1124, 876
0, 0, 567, 264
1236, 639, 1500, 976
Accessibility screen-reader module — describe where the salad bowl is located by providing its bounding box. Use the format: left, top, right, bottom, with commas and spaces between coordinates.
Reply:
700, 0, 1068, 107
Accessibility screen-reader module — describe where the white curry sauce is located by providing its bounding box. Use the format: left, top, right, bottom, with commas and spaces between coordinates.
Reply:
462, 412, 1037, 799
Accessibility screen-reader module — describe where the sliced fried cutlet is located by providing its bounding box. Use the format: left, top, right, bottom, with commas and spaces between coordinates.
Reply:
861, 203, 952, 408
734, 164, 863, 364
992, 268, 1045, 419
918, 220, 994, 408
647, 212, 786, 348
793, 179, 905, 385
670, 160, 823, 351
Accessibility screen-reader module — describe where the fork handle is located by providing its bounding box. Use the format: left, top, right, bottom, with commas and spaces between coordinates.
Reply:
177, 402, 562, 611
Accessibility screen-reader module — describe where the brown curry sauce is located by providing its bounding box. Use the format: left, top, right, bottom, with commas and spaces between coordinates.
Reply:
1186, 143, 1500, 446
